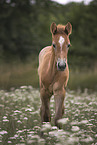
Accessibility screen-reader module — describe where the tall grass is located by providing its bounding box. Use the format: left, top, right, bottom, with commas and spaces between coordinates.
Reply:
0, 61, 39, 90
0, 60, 97, 91
68, 69, 97, 91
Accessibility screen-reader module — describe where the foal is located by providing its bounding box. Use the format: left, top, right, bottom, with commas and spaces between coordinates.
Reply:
38, 22, 72, 126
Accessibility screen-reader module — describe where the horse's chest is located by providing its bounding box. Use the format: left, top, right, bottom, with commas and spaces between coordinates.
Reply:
42, 70, 69, 92
42, 72, 55, 88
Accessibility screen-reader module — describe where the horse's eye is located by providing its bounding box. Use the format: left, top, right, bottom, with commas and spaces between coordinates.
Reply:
52, 43, 56, 49
67, 44, 70, 48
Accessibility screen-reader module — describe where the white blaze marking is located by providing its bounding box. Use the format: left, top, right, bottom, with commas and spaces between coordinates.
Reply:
58, 36, 65, 52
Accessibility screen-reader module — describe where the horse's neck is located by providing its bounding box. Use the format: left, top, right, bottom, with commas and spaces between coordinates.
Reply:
46, 47, 56, 76
39, 46, 57, 87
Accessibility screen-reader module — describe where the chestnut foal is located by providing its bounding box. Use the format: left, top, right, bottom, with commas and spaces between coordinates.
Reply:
38, 22, 72, 126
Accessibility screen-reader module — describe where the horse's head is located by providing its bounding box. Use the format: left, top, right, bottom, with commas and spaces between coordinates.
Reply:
51, 22, 72, 71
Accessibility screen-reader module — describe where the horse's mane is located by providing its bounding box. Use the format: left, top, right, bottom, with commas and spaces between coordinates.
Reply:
56, 24, 65, 34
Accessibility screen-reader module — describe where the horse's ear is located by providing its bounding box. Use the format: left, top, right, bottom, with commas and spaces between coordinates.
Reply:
50, 22, 57, 35
64, 22, 72, 35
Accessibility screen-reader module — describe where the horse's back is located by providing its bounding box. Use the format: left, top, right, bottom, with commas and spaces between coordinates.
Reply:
39, 46, 51, 65
38, 46, 52, 75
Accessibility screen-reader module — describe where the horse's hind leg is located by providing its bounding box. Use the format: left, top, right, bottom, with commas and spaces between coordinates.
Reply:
54, 88, 65, 127
40, 88, 51, 123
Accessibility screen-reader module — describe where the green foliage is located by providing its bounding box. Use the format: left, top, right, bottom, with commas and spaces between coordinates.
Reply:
0, 0, 97, 90
0, 0, 97, 65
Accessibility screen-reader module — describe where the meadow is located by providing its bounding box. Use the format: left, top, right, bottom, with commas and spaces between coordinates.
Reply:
0, 1, 97, 144
0, 86, 97, 145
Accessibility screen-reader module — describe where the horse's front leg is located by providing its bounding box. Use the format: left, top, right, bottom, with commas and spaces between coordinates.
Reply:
40, 88, 51, 123
54, 87, 65, 126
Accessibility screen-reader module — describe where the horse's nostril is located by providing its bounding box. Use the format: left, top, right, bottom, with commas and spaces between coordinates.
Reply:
58, 62, 66, 71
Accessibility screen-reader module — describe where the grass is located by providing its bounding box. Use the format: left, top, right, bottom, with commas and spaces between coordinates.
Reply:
68, 69, 97, 91
0, 60, 39, 90
0, 60, 97, 91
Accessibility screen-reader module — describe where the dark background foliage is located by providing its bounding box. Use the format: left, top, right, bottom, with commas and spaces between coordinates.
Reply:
0, 0, 97, 90
0, 0, 97, 66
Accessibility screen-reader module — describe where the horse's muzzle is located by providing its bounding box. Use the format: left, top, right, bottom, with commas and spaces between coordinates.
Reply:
57, 59, 66, 71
